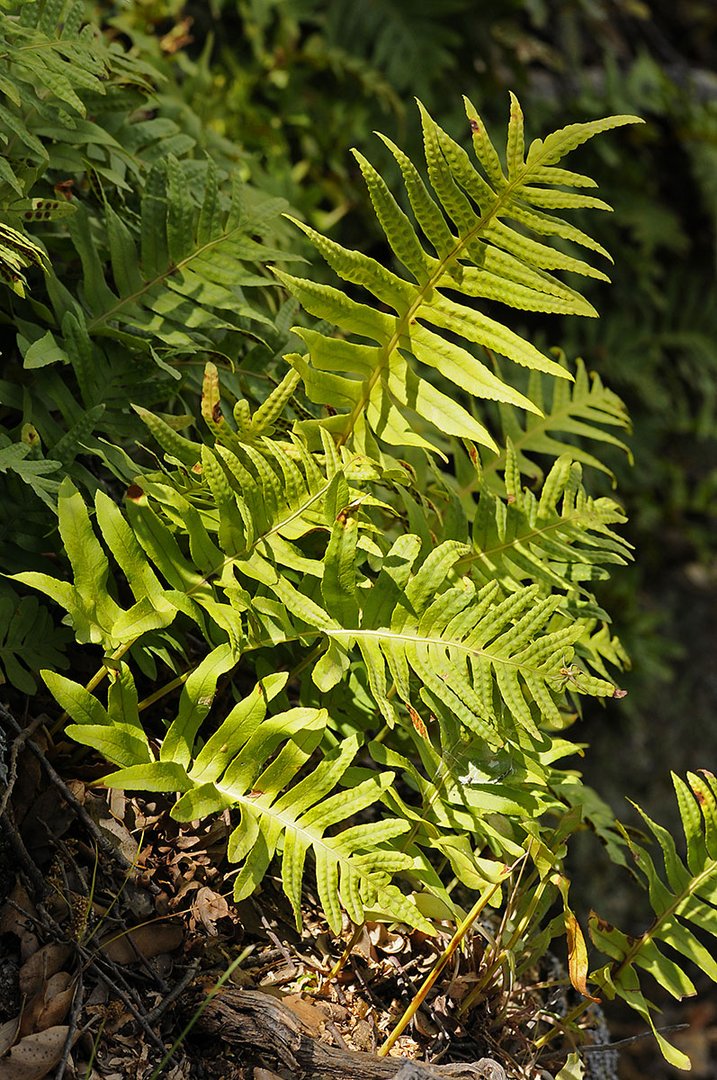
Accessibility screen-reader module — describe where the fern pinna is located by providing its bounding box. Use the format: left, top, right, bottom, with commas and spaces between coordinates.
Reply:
16, 87, 715, 1068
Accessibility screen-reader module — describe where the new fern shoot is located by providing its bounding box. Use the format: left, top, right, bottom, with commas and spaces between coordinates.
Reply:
2, 19, 713, 1067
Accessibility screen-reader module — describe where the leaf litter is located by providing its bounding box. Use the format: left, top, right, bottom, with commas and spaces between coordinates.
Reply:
0, 710, 691, 1079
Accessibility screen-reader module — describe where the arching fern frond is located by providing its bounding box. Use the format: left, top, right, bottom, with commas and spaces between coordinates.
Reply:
12, 391, 369, 656
278, 95, 641, 455
307, 534, 622, 741
589, 771, 717, 1070
61, 161, 288, 358
44, 658, 432, 934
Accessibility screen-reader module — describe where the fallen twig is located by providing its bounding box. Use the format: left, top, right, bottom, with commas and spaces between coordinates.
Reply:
0, 712, 45, 817
1, 704, 135, 875
145, 960, 200, 1025
54, 970, 84, 1080
1, 802, 46, 895
196, 987, 507, 1079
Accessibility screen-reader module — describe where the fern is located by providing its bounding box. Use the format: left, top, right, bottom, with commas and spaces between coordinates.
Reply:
0, 586, 70, 693
0, 0, 297, 690
62, 161, 290, 358
317, 544, 621, 738
477, 354, 633, 485
468, 449, 632, 593
589, 771, 717, 1069
0, 0, 154, 209
10, 81, 715, 1072
279, 95, 641, 456
42, 657, 432, 934
0, 429, 61, 506
0, 0, 290, 489
16, 384, 624, 732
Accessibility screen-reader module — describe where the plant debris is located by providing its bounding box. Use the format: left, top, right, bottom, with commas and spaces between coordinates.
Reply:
0, 706, 711, 1079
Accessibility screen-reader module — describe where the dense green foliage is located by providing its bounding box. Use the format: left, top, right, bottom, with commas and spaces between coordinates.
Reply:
1, 2, 716, 1073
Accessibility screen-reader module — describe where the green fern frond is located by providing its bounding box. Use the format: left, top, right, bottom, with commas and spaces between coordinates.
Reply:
12, 408, 367, 656
13, 477, 181, 650
0, 586, 70, 693
368, 723, 564, 870
468, 451, 632, 593
310, 537, 622, 742
479, 354, 632, 485
63, 162, 288, 358
17, 404, 625, 747
278, 96, 641, 454
589, 771, 717, 1069
44, 658, 432, 934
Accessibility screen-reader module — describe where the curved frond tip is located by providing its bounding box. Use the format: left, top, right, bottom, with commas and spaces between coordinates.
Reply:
280, 96, 642, 455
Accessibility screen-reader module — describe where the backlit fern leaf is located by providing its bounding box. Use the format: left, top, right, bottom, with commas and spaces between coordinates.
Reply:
310, 536, 621, 741
480, 354, 633, 484
468, 450, 632, 593
13, 380, 366, 655
43, 659, 431, 933
589, 771, 717, 1070
278, 95, 641, 455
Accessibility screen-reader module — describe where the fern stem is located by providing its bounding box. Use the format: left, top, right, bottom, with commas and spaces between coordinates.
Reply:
377, 856, 522, 1057
533, 999, 589, 1051
324, 922, 366, 984
51, 641, 133, 734
458, 848, 539, 1016
138, 670, 191, 712
87, 222, 249, 334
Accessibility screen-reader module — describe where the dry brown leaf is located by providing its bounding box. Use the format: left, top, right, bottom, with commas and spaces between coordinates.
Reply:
99, 921, 183, 964
280, 994, 326, 1036
107, 788, 126, 821
446, 973, 479, 1001
378, 933, 407, 956
80, 787, 139, 863
191, 886, 229, 935
21, 972, 75, 1036
351, 925, 374, 961
122, 881, 154, 921
19, 943, 72, 998
0, 1024, 71, 1080
95, 814, 139, 864
412, 1008, 439, 1037
0, 1017, 20, 1056
0, 882, 39, 960
66, 779, 87, 803
350, 1017, 375, 1052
